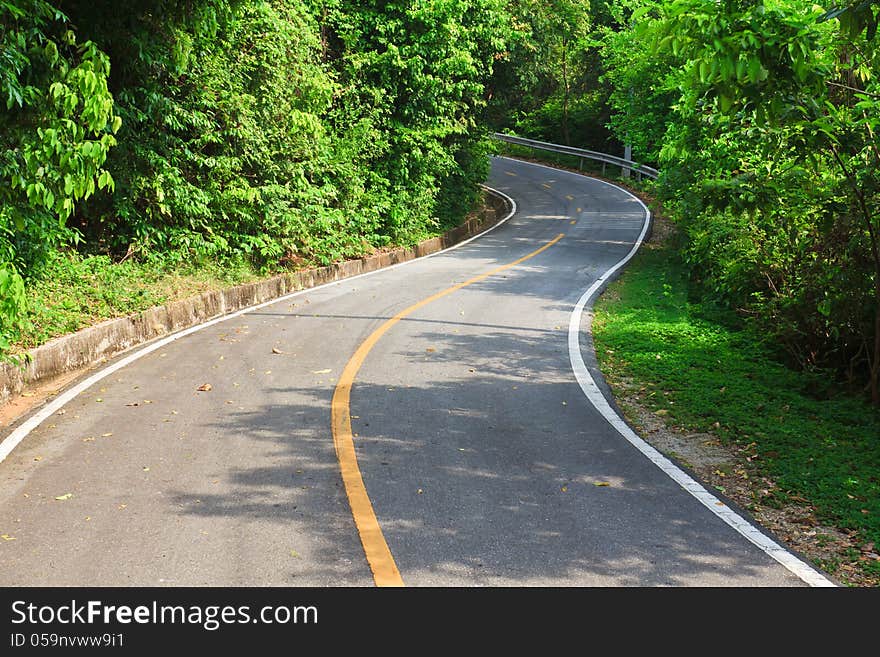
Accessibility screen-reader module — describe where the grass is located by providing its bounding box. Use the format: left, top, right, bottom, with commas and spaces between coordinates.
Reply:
592, 222, 880, 581
15, 249, 261, 352
12, 189, 498, 354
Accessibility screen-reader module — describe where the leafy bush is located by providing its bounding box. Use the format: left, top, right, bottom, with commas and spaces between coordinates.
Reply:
2, 0, 509, 357
1, 0, 118, 358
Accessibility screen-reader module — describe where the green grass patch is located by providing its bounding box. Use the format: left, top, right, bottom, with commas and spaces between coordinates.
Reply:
12, 189, 497, 354
15, 249, 261, 352
593, 231, 880, 571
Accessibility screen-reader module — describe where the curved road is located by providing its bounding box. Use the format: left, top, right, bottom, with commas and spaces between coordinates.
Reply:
0, 157, 826, 586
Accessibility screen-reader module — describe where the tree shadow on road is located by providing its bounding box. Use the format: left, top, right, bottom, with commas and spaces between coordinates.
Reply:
178, 323, 803, 587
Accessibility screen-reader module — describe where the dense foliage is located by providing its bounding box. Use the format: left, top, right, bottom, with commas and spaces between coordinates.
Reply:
1, 0, 117, 355
1, 0, 508, 357
487, 0, 620, 152
591, 0, 880, 404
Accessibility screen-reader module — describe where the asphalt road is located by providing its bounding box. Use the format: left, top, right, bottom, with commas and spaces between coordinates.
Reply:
0, 157, 823, 586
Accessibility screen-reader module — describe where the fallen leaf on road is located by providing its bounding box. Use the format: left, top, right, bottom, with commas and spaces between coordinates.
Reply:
417, 488, 424, 494
55, 493, 73, 501
33, 456, 42, 462
125, 402, 139, 407
101, 432, 113, 437
593, 482, 611, 487
1, 534, 15, 541
426, 347, 436, 353
271, 347, 286, 354
561, 486, 568, 492
22, 391, 35, 397
312, 369, 331, 374
264, 370, 272, 375
95, 398, 103, 403
142, 467, 150, 472
290, 550, 300, 558
197, 383, 213, 391
82, 437, 95, 442
118, 504, 127, 510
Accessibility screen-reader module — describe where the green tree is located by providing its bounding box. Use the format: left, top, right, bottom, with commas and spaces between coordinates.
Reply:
1, 0, 118, 357
656, 0, 880, 402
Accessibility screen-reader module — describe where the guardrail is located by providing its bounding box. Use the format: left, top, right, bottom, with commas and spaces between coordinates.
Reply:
492, 133, 659, 181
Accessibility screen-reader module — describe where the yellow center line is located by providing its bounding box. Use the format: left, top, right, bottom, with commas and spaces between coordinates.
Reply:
331, 233, 565, 587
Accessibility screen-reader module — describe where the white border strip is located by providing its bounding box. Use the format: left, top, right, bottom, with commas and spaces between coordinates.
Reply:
500, 156, 838, 587
0, 186, 517, 465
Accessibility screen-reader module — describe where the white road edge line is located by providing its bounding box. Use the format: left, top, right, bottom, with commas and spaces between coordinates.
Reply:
0, 185, 517, 465
498, 156, 836, 587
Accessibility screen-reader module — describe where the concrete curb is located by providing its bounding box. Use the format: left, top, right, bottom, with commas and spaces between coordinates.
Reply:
0, 189, 510, 405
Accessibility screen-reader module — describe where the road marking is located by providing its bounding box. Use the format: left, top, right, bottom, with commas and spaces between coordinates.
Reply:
505, 171, 517, 176
0, 187, 517, 466
331, 232, 564, 587
501, 157, 840, 588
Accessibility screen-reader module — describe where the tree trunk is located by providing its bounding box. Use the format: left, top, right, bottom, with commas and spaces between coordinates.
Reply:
872, 306, 879, 405
561, 36, 570, 146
